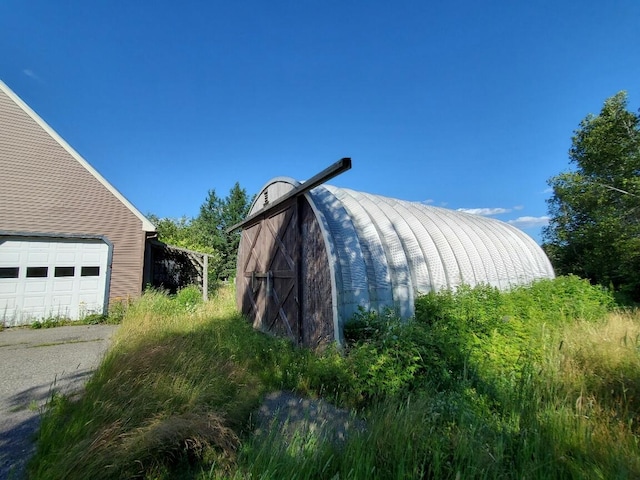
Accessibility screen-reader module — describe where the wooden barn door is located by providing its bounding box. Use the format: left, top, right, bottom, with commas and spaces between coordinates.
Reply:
239, 202, 300, 343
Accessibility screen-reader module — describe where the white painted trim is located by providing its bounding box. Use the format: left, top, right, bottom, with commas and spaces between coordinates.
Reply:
0, 79, 156, 232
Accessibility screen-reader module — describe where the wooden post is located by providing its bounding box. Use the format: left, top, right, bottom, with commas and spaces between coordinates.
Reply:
203, 254, 208, 301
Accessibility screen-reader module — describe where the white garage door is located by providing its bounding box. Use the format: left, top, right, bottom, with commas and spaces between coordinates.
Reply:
0, 237, 110, 326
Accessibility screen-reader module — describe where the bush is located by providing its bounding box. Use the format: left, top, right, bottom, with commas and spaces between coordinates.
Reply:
175, 285, 204, 310
344, 307, 456, 404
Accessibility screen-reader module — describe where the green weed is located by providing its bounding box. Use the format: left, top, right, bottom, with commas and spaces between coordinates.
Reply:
30, 316, 67, 329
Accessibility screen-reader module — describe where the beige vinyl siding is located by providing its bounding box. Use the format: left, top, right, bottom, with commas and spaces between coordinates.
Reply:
0, 88, 147, 300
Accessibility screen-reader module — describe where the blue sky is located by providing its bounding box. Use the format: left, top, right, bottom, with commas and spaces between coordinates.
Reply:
2, 1, 638, 242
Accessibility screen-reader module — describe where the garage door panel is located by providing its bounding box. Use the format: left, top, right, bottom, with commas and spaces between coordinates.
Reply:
53, 294, 73, 304
0, 282, 18, 294
81, 246, 104, 259
51, 308, 71, 318
23, 308, 46, 319
23, 296, 47, 307
79, 294, 100, 305
0, 237, 109, 325
53, 279, 75, 293
0, 252, 20, 264
79, 278, 100, 290
56, 252, 76, 263
25, 282, 47, 293
0, 297, 16, 308
27, 252, 50, 264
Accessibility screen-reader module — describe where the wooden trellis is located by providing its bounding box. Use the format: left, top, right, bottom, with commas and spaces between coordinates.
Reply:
146, 240, 210, 300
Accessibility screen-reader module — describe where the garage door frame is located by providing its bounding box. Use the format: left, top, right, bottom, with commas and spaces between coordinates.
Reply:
0, 231, 113, 325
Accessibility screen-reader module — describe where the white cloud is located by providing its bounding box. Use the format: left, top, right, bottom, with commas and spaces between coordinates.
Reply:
457, 207, 511, 216
507, 216, 550, 228
23, 69, 43, 82
422, 199, 449, 207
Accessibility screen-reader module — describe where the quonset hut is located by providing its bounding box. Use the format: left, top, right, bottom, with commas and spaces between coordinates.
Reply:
235, 160, 554, 348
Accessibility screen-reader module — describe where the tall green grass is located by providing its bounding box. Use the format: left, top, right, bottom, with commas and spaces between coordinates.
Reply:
29, 286, 260, 479
29, 277, 640, 479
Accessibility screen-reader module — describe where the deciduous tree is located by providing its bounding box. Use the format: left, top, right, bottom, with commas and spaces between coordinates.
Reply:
543, 92, 640, 300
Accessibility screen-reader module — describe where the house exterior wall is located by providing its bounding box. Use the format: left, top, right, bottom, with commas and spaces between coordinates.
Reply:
0, 87, 148, 301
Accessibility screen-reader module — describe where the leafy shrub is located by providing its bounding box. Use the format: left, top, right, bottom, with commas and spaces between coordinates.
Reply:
343, 308, 451, 404
107, 297, 134, 323
175, 284, 203, 310
509, 275, 616, 325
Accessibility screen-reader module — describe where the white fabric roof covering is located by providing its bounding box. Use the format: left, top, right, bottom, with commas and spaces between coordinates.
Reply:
305, 184, 555, 328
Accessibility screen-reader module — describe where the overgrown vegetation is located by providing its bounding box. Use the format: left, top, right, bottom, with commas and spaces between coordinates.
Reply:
29, 277, 640, 479
28, 305, 128, 329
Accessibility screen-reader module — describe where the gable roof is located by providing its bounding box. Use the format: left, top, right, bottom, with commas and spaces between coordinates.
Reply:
0, 79, 155, 232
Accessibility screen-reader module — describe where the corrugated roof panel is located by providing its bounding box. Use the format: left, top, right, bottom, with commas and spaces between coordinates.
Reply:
373, 196, 430, 298
507, 224, 554, 280
446, 210, 511, 289
350, 190, 414, 318
397, 201, 464, 287
306, 185, 554, 326
327, 187, 394, 310
421, 205, 484, 286
383, 197, 446, 293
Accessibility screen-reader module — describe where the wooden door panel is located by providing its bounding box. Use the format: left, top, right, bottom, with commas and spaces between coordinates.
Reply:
239, 202, 300, 343
238, 222, 263, 326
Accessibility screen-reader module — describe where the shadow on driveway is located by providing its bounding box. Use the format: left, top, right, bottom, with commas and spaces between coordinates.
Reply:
0, 325, 118, 480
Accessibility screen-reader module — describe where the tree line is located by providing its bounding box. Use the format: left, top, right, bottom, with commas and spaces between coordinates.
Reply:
543, 91, 640, 302
147, 93, 640, 302
147, 182, 254, 285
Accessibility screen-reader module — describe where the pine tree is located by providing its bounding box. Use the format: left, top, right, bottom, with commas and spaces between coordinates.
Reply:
194, 183, 253, 280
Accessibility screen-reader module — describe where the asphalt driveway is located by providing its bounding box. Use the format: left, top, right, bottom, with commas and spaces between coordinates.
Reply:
0, 324, 118, 480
